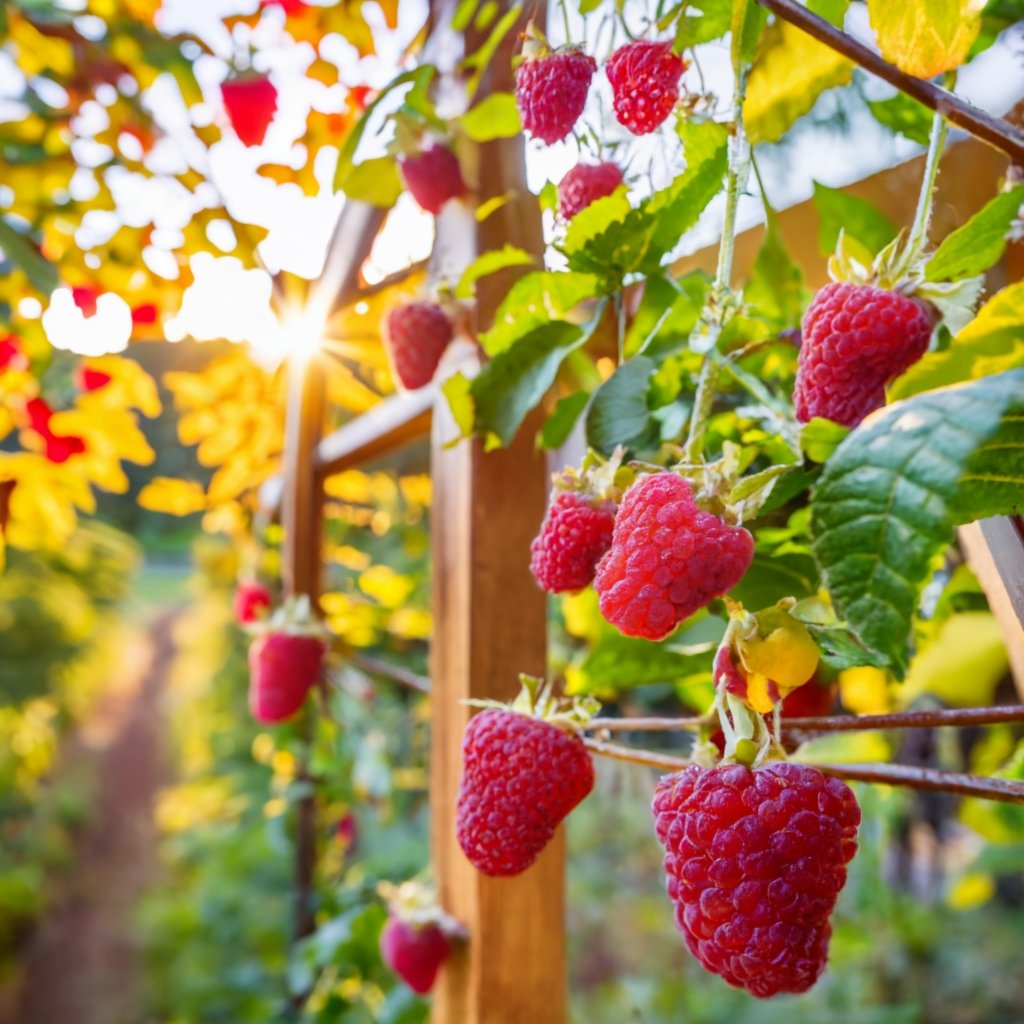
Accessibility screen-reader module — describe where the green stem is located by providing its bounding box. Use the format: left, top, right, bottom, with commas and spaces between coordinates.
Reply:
614, 290, 626, 364
682, 66, 750, 463
903, 73, 953, 271
558, 0, 572, 45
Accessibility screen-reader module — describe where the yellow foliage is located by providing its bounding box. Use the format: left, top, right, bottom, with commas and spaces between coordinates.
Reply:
901, 612, 1009, 708
138, 477, 208, 516
8, 14, 76, 77
388, 607, 432, 640
745, 20, 854, 144
839, 666, 893, 715
359, 564, 414, 609
868, 0, 982, 79
947, 872, 995, 910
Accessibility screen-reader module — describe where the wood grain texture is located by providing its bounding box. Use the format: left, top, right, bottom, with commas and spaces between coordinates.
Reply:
428, 1, 563, 1020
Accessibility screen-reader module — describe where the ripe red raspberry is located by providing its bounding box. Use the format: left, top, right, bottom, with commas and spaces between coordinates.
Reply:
653, 762, 860, 998
530, 491, 616, 593
606, 40, 686, 135
220, 75, 278, 147
558, 161, 624, 220
398, 143, 466, 215
234, 581, 272, 624
456, 708, 594, 876
794, 282, 934, 428
383, 301, 454, 391
594, 473, 753, 641
380, 915, 450, 994
515, 49, 596, 145
247, 632, 326, 723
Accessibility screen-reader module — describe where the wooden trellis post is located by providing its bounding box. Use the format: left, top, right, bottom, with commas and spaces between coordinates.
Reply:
427, 2, 566, 1021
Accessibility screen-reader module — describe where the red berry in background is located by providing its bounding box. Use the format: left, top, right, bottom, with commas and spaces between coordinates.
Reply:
23, 397, 87, 464
234, 581, 273, 624
794, 282, 934, 428
247, 632, 326, 723
515, 49, 596, 145
72, 286, 100, 317
77, 364, 113, 392
380, 915, 450, 995
131, 303, 158, 326
398, 143, 466, 215
782, 677, 838, 719
456, 708, 594, 876
558, 161, 624, 221
25, 396, 54, 435
0, 336, 28, 373
44, 434, 87, 464
335, 811, 358, 850
260, 0, 307, 12
606, 40, 686, 135
653, 762, 860, 998
383, 301, 454, 391
530, 491, 616, 593
594, 473, 754, 642
221, 75, 278, 147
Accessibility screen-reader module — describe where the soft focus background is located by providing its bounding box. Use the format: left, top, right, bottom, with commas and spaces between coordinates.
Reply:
2, 0, 1024, 1021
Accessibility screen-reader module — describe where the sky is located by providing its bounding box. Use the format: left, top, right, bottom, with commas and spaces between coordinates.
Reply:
2, 0, 1022, 361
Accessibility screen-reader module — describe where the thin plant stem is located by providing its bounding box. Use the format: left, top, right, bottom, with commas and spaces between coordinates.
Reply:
904, 85, 952, 270
682, 65, 750, 463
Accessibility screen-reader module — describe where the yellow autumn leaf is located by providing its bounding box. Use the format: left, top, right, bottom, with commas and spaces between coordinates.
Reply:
8, 15, 76, 77
3, 453, 92, 551
947, 872, 994, 910
867, 0, 983, 79
80, 356, 163, 417
744, 20, 854, 144
358, 564, 414, 609
838, 666, 892, 715
138, 477, 208, 516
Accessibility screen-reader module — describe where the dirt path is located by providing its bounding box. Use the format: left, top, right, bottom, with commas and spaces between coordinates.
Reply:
3, 608, 179, 1024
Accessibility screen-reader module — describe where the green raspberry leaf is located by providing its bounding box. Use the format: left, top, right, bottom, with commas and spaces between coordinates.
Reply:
585, 356, 659, 456
480, 271, 601, 355
562, 121, 727, 289
454, 245, 535, 299
867, 93, 933, 145
456, 91, 521, 141
539, 391, 591, 451
813, 182, 898, 258
470, 306, 607, 447
810, 370, 1024, 677
925, 185, 1024, 283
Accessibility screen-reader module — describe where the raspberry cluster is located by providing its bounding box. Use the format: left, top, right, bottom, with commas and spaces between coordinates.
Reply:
558, 161, 625, 221
530, 491, 616, 593
653, 762, 861, 998
456, 708, 594, 876
794, 282, 934, 428
384, 301, 455, 391
594, 473, 754, 641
